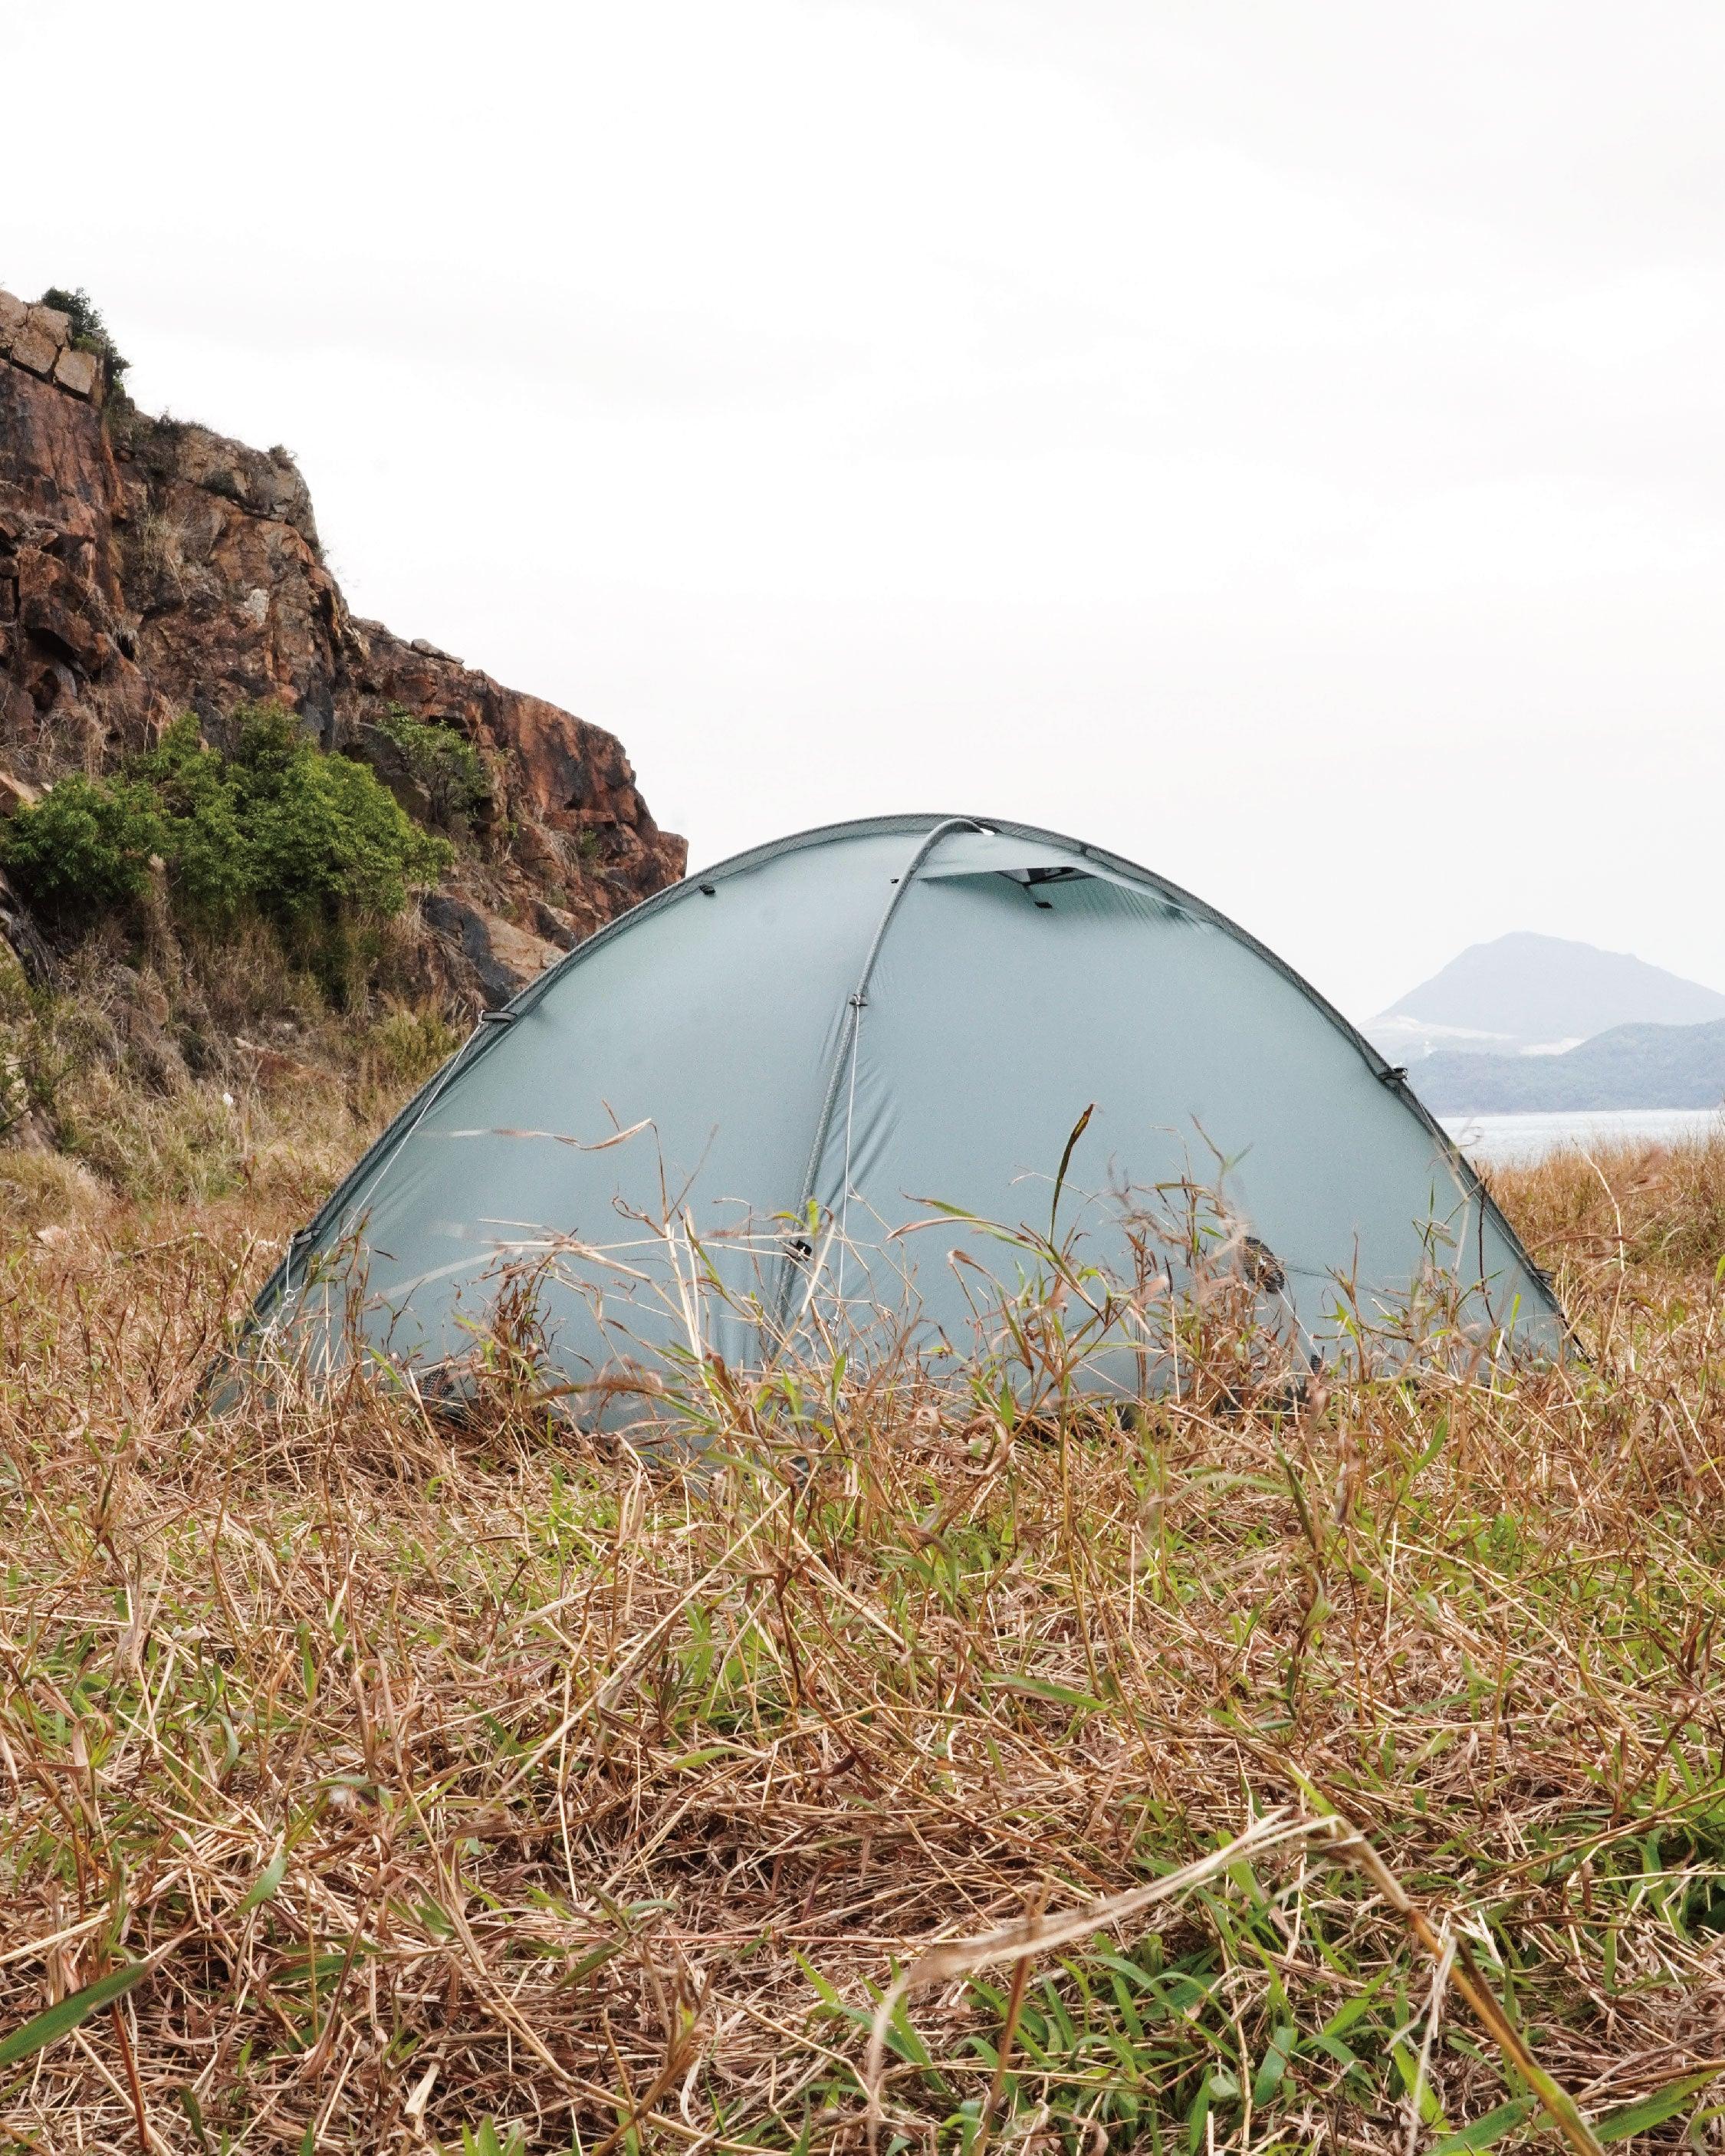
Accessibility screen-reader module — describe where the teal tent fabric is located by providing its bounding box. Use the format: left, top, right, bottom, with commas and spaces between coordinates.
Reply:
250, 815, 1562, 1405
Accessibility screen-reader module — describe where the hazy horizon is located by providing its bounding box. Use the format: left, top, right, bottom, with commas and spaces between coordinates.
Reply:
5, 0, 1720, 1020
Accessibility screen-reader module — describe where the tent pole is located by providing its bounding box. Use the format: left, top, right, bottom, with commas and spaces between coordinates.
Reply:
767, 817, 986, 1346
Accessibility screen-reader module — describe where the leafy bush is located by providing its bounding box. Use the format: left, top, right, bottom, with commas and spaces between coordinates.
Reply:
374, 705, 491, 828
1, 708, 452, 997
134, 716, 253, 922
0, 772, 163, 919
215, 707, 452, 922
38, 284, 129, 378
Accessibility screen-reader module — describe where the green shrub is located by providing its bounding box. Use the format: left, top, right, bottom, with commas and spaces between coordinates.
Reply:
219, 707, 453, 922
0, 708, 453, 1000
39, 284, 129, 378
374, 705, 491, 828
0, 773, 163, 925
134, 715, 252, 922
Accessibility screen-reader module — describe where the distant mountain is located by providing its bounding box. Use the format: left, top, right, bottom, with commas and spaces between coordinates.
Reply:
1412, 1019, 1725, 1114
1371, 932, 1725, 1062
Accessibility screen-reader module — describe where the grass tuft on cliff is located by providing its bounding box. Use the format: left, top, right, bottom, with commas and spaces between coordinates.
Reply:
2, 1132, 1725, 2151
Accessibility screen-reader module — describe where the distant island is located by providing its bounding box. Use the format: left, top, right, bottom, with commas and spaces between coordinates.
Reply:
1411, 1019, 1725, 1114
1369, 932, 1725, 1114
1370, 932, 1725, 1064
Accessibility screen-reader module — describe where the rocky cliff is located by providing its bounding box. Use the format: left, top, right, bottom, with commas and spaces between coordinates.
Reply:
0, 288, 685, 1007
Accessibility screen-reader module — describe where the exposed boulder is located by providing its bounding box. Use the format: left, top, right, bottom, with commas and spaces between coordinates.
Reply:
422, 895, 565, 1010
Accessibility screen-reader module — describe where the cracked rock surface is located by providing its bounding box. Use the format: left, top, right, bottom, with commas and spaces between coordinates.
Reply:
0, 286, 685, 1008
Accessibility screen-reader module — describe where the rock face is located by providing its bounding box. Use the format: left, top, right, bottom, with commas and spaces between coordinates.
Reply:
0, 287, 685, 1006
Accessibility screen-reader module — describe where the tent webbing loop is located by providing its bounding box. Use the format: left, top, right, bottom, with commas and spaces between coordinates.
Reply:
769, 817, 986, 1339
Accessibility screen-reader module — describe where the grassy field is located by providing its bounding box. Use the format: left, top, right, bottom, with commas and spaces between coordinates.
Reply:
4, 1117, 1725, 2154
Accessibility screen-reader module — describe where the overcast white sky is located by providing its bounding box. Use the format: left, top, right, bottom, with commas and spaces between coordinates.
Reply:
4, 0, 1720, 1019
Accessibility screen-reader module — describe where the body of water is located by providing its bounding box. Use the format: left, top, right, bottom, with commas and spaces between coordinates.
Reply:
1439, 1107, 1723, 1167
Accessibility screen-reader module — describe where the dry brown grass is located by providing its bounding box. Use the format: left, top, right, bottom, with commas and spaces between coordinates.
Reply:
4, 1129, 1725, 2153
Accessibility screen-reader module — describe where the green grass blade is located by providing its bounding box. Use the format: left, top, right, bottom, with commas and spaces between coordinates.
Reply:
238, 1848, 288, 1911
1593, 2068, 1721, 2143
0, 1960, 152, 2069
1431, 2096, 1536, 2151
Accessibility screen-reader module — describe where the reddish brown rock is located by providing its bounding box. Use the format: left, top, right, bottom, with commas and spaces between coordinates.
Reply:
11, 327, 59, 380
53, 347, 99, 400
0, 282, 685, 1009
422, 894, 564, 1008
0, 769, 41, 817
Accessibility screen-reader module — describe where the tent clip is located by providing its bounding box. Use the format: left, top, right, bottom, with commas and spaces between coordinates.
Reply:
478, 1009, 518, 1027
1378, 1065, 1408, 1084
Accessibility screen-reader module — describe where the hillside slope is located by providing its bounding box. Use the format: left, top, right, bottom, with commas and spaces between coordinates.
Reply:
0, 287, 684, 1010
1376, 930, 1725, 1058
1414, 1015, 1725, 1113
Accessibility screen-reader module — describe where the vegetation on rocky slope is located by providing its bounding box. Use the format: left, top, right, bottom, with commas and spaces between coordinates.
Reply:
0, 902, 458, 1203
0, 701, 467, 1187
2, 278, 685, 1026
2, 706, 452, 967
3, 1125, 1725, 2153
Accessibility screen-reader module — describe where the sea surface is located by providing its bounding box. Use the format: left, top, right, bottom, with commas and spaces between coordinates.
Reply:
1438, 1107, 1723, 1167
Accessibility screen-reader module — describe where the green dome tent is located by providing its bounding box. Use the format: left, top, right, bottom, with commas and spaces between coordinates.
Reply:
248, 815, 1562, 1409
